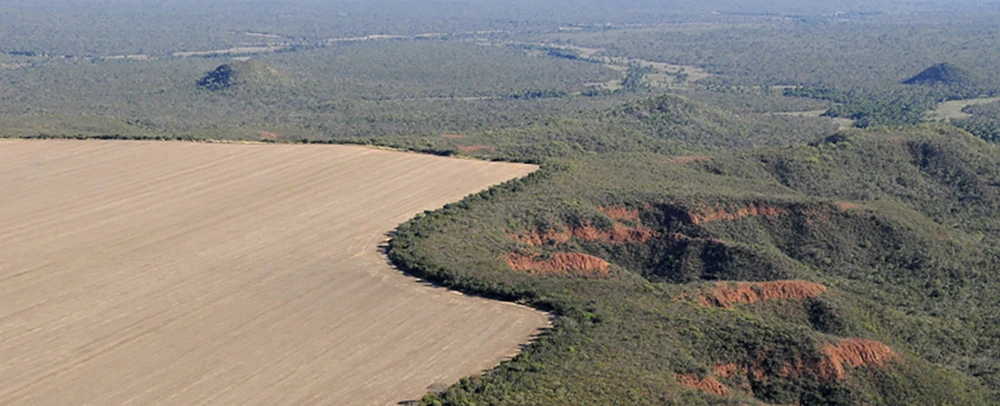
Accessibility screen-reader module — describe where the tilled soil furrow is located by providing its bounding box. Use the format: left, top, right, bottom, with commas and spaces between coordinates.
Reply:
0, 140, 548, 406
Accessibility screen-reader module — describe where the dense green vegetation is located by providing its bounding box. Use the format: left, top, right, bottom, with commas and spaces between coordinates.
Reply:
781, 62, 996, 128
5, 1, 1000, 404
783, 86, 937, 128
393, 124, 1000, 405
954, 101, 1000, 144
536, 16, 1000, 128
3, 0, 989, 57
0, 40, 627, 140
407, 94, 836, 162
541, 17, 1000, 89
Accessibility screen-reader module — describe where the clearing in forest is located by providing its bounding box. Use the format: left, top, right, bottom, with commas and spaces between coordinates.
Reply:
925, 97, 1000, 121
773, 109, 855, 130
0, 140, 547, 405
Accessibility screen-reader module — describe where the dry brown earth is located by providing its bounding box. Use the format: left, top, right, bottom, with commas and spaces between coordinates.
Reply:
0, 140, 548, 405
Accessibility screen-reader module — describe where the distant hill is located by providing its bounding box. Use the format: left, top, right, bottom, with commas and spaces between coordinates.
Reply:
197, 61, 288, 92
903, 62, 978, 87
604, 94, 836, 150
455, 94, 836, 162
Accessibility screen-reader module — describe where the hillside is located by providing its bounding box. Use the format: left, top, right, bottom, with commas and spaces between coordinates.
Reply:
954, 99, 1000, 144
391, 123, 1000, 405
411, 94, 837, 162
903, 63, 978, 87
197, 60, 290, 92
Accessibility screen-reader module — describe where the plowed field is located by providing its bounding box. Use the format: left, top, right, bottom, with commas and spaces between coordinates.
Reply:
0, 140, 547, 405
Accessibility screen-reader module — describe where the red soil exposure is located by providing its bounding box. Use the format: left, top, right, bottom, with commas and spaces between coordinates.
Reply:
669, 155, 711, 164
725, 339, 898, 390
599, 206, 641, 222
440, 133, 466, 139
510, 222, 655, 248
713, 363, 739, 378
676, 374, 729, 396
777, 357, 807, 379
259, 131, 278, 141
572, 223, 656, 244
815, 339, 900, 381
457, 145, 494, 153
836, 202, 860, 211
505, 252, 611, 278
688, 204, 789, 225
698, 281, 828, 309
802, 208, 830, 225
510, 228, 572, 247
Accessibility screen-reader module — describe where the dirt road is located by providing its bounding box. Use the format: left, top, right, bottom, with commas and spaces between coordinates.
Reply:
0, 140, 547, 405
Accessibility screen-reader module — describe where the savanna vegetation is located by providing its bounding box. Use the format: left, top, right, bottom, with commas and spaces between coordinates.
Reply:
953, 101, 1000, 144
393, 119, 1000, 405
4, 1, 1000, 404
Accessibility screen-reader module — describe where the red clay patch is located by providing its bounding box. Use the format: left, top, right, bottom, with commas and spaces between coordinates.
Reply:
572, 223, 656, 245
505, 252, 611, 278
510, 222, 655, 248
688, 204, 789, 225
721, 338, 899, 389
836, 202, 860, 211
803, 208, 830, 225
698, 281, 828, 309
713, 363, 739, 378
457, 145, 494, 153
676, 374, 729, 396
599, 206, 641, 222
667, 232, 690, 241
669, 156, 711, 164
510, 228, 572, 247
816, 339, 900, 381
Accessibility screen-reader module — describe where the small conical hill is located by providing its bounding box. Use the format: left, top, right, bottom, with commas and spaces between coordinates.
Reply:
903, 62, 977, 87
197, 61, 288, 91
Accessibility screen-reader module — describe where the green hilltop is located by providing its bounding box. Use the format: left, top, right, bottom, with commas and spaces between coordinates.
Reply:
197, 60, 291, 92
390, 94, 1000, 404
903, 62, 979, 87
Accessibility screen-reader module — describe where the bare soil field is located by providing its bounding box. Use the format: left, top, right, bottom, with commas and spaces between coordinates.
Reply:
0, 140, 547, 405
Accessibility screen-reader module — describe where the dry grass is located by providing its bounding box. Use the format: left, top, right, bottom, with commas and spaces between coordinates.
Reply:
925, 97, 1000, 121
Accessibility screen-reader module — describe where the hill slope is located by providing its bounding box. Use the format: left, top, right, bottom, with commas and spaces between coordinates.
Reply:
903, 62, 978, 87
412, 94, 836, 162
197, 60, 291, 92
390, 123, 1000, 405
